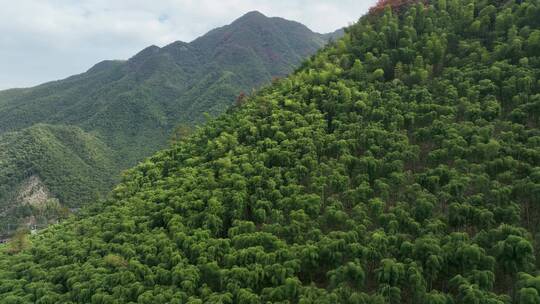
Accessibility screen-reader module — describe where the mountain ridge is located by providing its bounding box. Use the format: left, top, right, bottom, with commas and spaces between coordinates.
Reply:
0, 11, 341, 235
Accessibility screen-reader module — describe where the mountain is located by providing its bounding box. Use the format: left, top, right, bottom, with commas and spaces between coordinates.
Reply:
0, 11, 339, 235
0, 124, 116, 232
2, 0, 539, 302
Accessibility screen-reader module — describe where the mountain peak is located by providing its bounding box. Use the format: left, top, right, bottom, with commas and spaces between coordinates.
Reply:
240, 10, 267, 19
232, 10, 270, 25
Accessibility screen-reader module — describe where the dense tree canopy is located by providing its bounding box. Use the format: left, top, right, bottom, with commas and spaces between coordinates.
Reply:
0, 0, 539, 303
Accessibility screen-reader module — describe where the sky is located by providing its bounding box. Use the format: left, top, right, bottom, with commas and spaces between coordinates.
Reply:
0, 0, 375, 90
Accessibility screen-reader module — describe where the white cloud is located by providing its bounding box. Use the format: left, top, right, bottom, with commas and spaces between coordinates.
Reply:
0, 0, 375, 89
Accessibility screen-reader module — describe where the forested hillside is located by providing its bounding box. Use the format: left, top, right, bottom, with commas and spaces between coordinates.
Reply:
1, 0, 539, 303
0, 11, 337, 236
0, 124, 116, 233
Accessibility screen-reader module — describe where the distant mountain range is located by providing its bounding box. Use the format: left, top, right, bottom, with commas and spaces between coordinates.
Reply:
0, 11, 342, 235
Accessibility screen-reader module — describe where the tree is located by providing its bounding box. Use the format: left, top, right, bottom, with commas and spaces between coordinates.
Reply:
169, 124, 193, 144
7, 228, 30, 254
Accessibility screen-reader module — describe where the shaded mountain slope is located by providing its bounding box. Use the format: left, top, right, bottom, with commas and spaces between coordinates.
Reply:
0, 124, 116, 232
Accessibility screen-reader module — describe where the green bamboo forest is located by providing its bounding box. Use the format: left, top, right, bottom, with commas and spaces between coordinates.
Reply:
1, 0, 540, 303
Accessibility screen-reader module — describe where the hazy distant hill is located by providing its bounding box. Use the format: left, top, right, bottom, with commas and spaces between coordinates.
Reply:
0, 11, 340, 234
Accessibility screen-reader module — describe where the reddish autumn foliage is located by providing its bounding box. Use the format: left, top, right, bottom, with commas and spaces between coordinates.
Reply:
235, 91, 247, 106
369, 0, 427, 15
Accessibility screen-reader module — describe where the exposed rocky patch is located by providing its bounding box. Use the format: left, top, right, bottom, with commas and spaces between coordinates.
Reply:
16, 175, 52, 207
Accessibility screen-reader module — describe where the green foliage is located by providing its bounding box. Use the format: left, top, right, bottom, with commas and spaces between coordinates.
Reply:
169, 124, 194, 145
6, 228, 30, 254
0, 12, 336, 235
0, 0, 539, 303
0, 124, 116, 235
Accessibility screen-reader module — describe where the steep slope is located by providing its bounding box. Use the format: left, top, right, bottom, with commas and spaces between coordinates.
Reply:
2, 0, 540, 303
0, 12, 338, 234
0, 124, 117, 235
